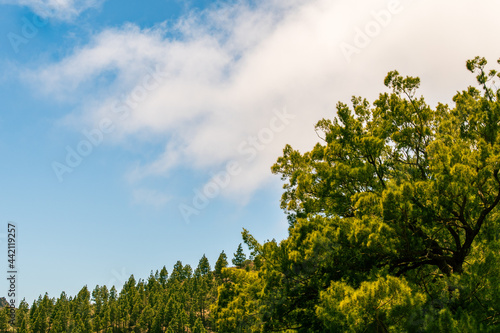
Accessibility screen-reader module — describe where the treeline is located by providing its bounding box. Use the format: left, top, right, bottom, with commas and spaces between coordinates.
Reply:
0, 245, 254, 333
2, 57, 500, 332
0, 248, 249, 332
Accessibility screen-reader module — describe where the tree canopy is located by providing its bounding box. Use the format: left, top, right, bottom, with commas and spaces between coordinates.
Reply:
243, 56, 500, 332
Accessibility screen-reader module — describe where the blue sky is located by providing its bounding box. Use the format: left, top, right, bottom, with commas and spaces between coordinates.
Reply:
1, 0, 500, 305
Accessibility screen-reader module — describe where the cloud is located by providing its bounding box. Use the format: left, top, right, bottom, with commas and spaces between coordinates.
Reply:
132, 188, 171, 208
0, 0, 104, 20
29, 0, 500, 202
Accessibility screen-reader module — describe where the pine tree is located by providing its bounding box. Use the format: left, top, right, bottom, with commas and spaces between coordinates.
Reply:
102, 306, 111, 332
0, 306, 10, 331
51, 313, 64, 332
17, 312, 29, 333
214, 251, 228, 278
108, 286, 119, 331
169, 305, 187, 333
171, 261, 192, 282
32, 304, 48, 333
232, 243, 247, 268
73, 313, 86, 333
192, 317, 207, 333
130, 292, 143, 328
151, 311, 163, 333
51, 292, 70, 333
159, 266, 169, 288
143, 304, 156, 331
29, 299, 37, 327
225, 57, 500, 331
73, 286, 92, 332
15, 300, 30, 333
197, 254, 211, 276
183, 264, 193, 280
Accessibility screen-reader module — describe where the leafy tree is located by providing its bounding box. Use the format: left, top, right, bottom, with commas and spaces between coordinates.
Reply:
232, 243, 247, 268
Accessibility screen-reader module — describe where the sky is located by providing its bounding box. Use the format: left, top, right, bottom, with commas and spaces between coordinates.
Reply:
1, 0, 500, 305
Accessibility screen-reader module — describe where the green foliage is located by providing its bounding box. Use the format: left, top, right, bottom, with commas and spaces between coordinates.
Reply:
170, 261, 189, 282
317, 275, 427, 332
215, 250, 228, 278
232, 243, 247, 268
0, 306, 10, 331
192, 317, 207, 333
14, 57, 500, 333
272, 57, 500, 274
210, 267, 262, 332
196, 254, 211, 277
15, 299, 30, 333
243, 56, 500, 331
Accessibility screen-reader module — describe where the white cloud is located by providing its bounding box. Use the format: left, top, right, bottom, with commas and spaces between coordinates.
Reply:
0, 0, 104, 20
30, 0, 500, 202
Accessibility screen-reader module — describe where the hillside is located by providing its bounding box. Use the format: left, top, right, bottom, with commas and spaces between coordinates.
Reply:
0, 298, 8, 308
